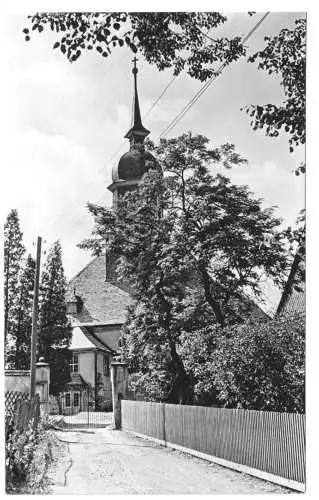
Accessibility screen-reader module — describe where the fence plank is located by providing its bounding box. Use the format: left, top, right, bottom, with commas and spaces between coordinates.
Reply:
122, 400, 305, 486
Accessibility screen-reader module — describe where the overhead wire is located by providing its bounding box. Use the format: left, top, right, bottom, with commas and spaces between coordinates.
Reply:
65, 190, 110, 239
53, 12, 270, 239
143, 75, 177, 120
50, 21, 220, 236
158, 12, 270, 139
51, 62, 178, 235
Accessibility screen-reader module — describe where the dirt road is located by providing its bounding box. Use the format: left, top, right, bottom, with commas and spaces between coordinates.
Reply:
48, 425, 290, 494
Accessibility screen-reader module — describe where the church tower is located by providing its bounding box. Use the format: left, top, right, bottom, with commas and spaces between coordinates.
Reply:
107, 58, 161, 211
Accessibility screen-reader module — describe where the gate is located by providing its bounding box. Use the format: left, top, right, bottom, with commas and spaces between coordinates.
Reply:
59, 385, 112, 429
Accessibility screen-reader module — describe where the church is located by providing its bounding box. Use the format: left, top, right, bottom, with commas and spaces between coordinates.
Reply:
63, 60, 267, 412
63, 60, 161, 412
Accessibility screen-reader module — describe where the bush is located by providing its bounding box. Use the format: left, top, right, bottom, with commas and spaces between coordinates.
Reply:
182, 312, 305, 412
6, 417, 54, 493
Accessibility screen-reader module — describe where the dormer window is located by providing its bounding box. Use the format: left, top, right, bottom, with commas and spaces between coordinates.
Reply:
66, 297, 77, 315
66, 285, 83, 314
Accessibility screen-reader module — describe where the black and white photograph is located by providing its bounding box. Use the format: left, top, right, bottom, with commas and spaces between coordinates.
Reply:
2, 1, 310, 495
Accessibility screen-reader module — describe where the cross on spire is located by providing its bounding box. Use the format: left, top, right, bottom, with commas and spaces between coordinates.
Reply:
132, 56, 139, 75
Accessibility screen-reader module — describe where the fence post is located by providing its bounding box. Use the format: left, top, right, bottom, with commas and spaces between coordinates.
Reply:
162, 403, 166, 444
110, 362, 128, 430
35, 357, 50, 415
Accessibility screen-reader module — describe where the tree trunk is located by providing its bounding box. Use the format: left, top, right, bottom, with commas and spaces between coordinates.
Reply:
276, 248, 303, 315
155, 275, 193, 404
166, 343, 193, 405
198, 263, 225, 326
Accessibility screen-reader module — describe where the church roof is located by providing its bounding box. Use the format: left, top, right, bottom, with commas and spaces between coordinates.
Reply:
281, 287, 305, 315
124, 56, 150, 142
67, 255, 131, 326
111, 59, 161, 184
114, 149, 161, 182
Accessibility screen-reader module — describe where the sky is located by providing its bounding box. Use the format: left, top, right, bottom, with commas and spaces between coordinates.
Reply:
1, 9, 306, 312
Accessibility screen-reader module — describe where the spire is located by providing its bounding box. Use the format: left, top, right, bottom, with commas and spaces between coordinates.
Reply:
124, 57, 150, 147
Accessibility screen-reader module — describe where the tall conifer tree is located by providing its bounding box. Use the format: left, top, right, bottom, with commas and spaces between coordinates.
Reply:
12, 254, 35, 369
4, 209, 25, 365
38, 240, 71, 394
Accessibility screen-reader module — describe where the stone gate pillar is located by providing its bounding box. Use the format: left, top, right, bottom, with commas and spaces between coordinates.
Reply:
111, 362, 128, 430
35, 357, 50, 414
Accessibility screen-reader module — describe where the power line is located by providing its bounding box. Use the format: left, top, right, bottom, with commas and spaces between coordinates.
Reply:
143, 75, 177, 120
63, 190, 110, 240
51, 70, 177, 234
103, 76, 177, 170
61, 77, 176, 234
158, 12, 270, 139
50, 22, 220, 235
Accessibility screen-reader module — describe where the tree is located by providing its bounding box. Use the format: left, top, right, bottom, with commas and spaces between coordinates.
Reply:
24, 12, 305, 170
11, 254, 35, 369
38, 240, 71, 394
79, 133, 291, 402
4, 209, 25, 366
23, 13, 246, 80
244, 18, 306, 173
150, 134, 290, 325
181, 312, 304, 412
276, 209, 305, 315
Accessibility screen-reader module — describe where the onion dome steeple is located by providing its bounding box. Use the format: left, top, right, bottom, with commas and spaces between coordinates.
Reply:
124, 57, 150, 147
107, 58, 162, 212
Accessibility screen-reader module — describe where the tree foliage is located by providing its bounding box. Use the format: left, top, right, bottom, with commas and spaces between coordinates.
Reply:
23, 12, 246, 80
244, 18, 306, 167
24, 13, 305, 171
79, 133, 292, 403
150, 134, 290, 325
276, 209, 305, 314
11, 254, 35, 369
3, 211, 71, 389
38, 240, 71, 394
182, 312, 304, 412
4, 209, 25, 366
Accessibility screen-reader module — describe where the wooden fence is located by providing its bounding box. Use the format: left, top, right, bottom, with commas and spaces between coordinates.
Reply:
121, 400, 305, 490
5, 390, 40, 435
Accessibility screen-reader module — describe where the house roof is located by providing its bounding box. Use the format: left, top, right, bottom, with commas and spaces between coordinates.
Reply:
69, 326, 113, 352
87, 325, 122, 352
67, 255, 131, 326
67, 253, 268, 333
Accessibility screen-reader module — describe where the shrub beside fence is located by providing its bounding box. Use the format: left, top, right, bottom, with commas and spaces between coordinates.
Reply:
121, 400, 305, 491
5, 391, 43, 493
5, 390, 40, 435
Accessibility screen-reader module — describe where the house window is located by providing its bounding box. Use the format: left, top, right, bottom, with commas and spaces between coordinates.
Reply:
70, 353, 79, 373
73, 392, 80, 407
103, 356, 110, 377
65, 393, 71, 407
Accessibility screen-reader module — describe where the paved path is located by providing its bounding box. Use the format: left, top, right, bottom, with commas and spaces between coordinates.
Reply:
48, 424, 290, 495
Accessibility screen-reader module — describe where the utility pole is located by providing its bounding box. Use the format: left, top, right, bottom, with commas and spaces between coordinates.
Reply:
30, 236, 42, 398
